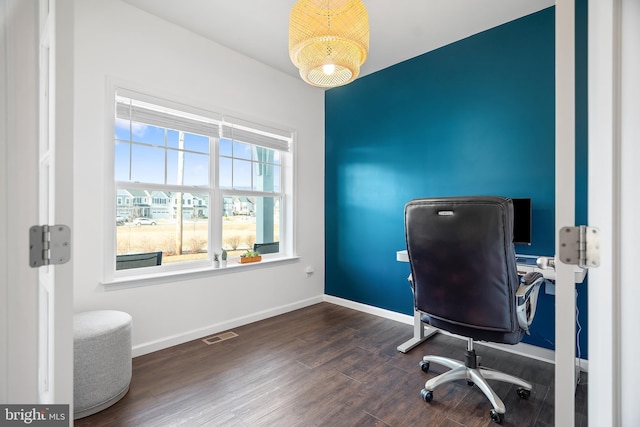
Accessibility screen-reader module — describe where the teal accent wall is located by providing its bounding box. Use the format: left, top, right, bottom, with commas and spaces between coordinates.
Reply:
325, 6, 588, 354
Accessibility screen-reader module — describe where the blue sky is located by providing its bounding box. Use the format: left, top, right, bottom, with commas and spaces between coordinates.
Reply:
115, 118, 281, 192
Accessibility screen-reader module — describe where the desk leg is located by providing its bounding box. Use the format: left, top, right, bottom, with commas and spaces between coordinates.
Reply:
397, 310, 438, 353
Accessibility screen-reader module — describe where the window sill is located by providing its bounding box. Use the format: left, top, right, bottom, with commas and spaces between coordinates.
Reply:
101, 256, 301, 291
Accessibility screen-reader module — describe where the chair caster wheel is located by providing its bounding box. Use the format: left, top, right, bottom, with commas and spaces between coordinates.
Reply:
420, 388, 433, 403
419, 361, 430, 373
517, 387, 531, 399
489, 409, 504, 424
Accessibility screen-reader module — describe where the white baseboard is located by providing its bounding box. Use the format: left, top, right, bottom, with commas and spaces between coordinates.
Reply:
132, 295, 324, 357
323, 295, 416, 325
324, 295, 588, 372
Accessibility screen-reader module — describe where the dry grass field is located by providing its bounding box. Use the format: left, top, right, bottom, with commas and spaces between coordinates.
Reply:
116, 216, 279, 263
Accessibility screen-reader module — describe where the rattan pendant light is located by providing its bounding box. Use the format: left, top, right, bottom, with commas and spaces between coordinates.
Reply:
289, 0, 369, 88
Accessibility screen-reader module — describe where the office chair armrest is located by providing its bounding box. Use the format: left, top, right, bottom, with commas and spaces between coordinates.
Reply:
516, 272, 545, 334
408, 273, 418, 311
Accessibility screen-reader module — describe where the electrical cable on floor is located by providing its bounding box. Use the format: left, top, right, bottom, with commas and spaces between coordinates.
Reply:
531, 330, 554, 349
575, 289, 586, 385
525, 288, 586, 386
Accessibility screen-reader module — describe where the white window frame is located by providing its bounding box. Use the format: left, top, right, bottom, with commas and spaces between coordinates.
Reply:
102, 83, 296, 288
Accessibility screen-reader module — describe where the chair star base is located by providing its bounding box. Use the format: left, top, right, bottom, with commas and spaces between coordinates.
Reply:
420, 339, 532, 423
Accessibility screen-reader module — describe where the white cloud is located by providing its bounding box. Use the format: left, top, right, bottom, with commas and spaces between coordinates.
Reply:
115, 118, 147, 138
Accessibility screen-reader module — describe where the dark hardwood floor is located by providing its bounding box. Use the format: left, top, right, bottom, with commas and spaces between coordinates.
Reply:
75, 302, 587, 426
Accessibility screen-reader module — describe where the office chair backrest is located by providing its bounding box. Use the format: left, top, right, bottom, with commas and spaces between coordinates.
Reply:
405, 196, 522, 344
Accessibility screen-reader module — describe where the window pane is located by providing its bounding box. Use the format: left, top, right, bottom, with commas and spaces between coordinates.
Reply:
116, 189, 209, 269
114, 141, 131, 181
253, 163, 274, 191
166, 151, 209, 186
219, 157, 232, 188
221, 195, 280, 257
115, 118, 131, 140
166, 129, 179, 149
131, 144, 165, 183
220, 138, 232, 157
166, 150, 178, 185
233, 141, 252, 160
272, 166, 281, 192
167, 131, 209, 152
183, 152, 209, 186
183, 132, 209, 154
233, 159, 251, 190
254, 146, 274, 164
253, 163, 280, 192
132, 122, 164, 145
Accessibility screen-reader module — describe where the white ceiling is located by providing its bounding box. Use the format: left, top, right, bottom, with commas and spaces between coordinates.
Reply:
122, 0, 554, 83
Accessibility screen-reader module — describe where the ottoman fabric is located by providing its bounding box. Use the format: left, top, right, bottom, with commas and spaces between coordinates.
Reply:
74, 310, 132, 419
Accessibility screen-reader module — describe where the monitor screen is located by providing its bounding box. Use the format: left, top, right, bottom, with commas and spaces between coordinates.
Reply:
511, 198, 532, 245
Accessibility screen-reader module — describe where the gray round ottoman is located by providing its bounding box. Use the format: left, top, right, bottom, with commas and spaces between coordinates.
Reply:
74, 310, 132, 419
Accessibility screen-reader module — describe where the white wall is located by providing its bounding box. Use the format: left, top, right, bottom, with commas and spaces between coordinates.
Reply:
73, 0, 325, 356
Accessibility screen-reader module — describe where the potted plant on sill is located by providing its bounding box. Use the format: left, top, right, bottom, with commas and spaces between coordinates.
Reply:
220, 249, 228, 267
239, 249, 261, 264
213, 252, 220, 268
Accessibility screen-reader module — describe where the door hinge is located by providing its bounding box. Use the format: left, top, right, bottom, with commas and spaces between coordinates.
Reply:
29, 225, 71, 268
559, 225, 600, 268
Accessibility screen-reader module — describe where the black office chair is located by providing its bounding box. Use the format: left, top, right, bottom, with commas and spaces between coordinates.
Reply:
404, 196, 544, 424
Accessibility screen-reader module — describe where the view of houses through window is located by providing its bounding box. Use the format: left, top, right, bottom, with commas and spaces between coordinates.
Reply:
116, 190, 210, 264
114, 88, 291, 272
115, 192, 280, 264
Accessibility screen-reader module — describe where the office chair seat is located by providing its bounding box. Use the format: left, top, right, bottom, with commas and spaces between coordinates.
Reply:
404, 197, 544, 424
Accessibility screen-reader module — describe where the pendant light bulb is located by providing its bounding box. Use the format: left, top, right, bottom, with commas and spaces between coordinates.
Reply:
323, 63, 336, 75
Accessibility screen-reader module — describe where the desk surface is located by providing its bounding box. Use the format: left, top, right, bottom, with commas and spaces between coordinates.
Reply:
395, 250, 587, 283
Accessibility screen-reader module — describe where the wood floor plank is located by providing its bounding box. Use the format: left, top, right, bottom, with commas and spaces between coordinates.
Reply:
75, 303, 587, 426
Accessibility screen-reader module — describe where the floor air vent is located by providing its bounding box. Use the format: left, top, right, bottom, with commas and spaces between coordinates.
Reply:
202, 331, 238, 345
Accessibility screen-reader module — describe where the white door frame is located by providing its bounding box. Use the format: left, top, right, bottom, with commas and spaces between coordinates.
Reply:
555, 1, 577, 424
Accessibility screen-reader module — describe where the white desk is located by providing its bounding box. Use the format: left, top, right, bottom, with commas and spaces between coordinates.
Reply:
396, 250, 586, 283
395, 250, 438, 352
394, 250, 587, 353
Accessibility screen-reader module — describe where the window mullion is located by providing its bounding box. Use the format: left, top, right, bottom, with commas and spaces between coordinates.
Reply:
164, 128, 168, 185
211, 136, 221, 255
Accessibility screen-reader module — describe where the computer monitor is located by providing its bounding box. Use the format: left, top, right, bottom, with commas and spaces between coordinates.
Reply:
511, 198, 532, 245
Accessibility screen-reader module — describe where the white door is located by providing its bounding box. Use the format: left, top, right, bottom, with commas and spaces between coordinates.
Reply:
1, 0, 41, 403
0, 0, 74, 410
588, 0, 640, 425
